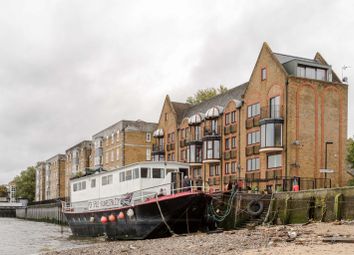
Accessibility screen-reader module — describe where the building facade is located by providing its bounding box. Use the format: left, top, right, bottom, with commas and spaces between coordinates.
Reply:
35, 161, 46, 201
64, 140, 92, 198
44, 154, 66, 200
91, 120, 157, 170
152, 42, 349, 192
6, 181, 16, 203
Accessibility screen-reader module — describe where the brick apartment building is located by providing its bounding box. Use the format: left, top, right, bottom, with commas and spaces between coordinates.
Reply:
152, 42, 350, 192
91, 120, 157, 170
64, 140, 92, 197
41, 154, 66, 200
35, 161, 46, 201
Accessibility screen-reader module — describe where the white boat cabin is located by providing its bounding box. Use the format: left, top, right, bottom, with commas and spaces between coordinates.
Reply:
69, 161, 189, 212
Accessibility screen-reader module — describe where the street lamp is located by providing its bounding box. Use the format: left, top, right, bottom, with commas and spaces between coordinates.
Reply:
324, 141, 333, 188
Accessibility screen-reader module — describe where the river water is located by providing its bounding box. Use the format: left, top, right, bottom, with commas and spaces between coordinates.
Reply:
0, 218, 96, 255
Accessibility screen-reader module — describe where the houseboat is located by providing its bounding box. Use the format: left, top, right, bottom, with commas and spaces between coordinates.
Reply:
63, 161, 211, 240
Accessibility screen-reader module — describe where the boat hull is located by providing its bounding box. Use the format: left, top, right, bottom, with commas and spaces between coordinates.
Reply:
64, 192, 210, 240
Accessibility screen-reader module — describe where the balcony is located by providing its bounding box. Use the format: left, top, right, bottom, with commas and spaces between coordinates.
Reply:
230, 124, 237, 133
152, 144, 165, 155
245, 145, 260, 156
231, 149, 237, 159
224, 151, 231, 160
179, 139, 187, 147
260, 105, 283, 120
245, 115, 261, 129
203, 125, 221, 138
245, 171, 261, 181
266, 169, 282, 179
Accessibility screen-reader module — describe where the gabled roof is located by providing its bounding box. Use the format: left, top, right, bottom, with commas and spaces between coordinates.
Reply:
273, 52, 319, 65
180, 82, 248, 122
171, 101, 191, 124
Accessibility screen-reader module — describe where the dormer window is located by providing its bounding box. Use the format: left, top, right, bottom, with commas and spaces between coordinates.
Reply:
261, 68, 267, 80
297, 65, 328, 81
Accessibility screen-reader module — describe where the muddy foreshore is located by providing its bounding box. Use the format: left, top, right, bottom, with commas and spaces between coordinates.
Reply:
44, 222, 354, 255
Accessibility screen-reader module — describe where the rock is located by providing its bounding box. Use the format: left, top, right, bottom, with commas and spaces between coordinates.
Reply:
288, 231, 297, 239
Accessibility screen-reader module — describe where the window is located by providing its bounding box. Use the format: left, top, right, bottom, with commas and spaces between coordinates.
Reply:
209, 165, 214, 176
225, 163, 230, 174
126, 170, 132, 181
165, 113, 168, 121
267, 154, 282, 168
261, 123, 282, 148
152, 168, 164, 178
247, 158, 260, 171
171, 132, 175, 143
231, 111, 236, 123
195, 126, 201, 140
247, 131, 260, 145
116, 149, 119, 161
116, 130, 120, 142
231, 162, 236, 173
141, 168, 149, 178
225, 113, 230, 125
225, 138, 230, 150
270, 96, 280, 118
146, 148, 151, 161
211, 119, 218, 134
73, 181, 87, 192
102, 175, 113, 185
215, 165, 220, 176
297, 65, 328, 81
231, 137, 237, 148
193, 168, 201, 178
111, 133, 114, 144
203, 140, 220, 160
91, 179, 96, 188
111, 150, 114, 162
105, 152, 109, 163
247, 103, 260, 118
261, 68, 267, 80
146, 133, 151, 142
133, 168, 139, 179
119, 172, 126, 182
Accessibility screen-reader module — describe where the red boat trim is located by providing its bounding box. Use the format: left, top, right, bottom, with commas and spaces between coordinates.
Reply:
64, 191, 207, 214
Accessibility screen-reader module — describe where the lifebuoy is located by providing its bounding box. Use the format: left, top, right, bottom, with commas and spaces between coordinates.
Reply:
246, 200, 264, 216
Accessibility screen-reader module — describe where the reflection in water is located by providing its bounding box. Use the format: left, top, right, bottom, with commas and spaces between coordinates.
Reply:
0, 218, 97, 255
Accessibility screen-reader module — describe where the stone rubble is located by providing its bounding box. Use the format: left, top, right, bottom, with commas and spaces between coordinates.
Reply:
44, 221, 354, 255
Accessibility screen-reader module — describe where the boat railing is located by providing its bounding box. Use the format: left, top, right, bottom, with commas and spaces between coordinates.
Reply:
62, 183, 204, 213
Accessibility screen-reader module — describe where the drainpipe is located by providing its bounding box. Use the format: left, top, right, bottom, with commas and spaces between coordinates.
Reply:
122, 128, 126, 166
237, 100, 243, 183
285, 78, 289, 180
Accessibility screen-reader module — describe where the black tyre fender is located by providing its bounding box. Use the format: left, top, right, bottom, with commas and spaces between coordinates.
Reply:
246, 200, 264, 216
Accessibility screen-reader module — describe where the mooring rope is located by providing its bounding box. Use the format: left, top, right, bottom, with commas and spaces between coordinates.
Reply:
155, 195, 176, 236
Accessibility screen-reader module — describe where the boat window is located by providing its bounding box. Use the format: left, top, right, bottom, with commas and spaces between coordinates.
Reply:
152, 168, 164, 178
91, 179, 96, 188
133, 168, 140, 179
119, 172, 126, 182
126, 170, 132, 181
73, 181, 86, 191
141, 168, 149, 178
102, 175, 113, 185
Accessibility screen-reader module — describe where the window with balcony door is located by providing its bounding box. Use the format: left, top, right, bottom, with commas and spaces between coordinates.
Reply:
270, 96, 280, 118
195, 126, 201, 140
231, 111, 236, 123
203, 140, 220, 160
225, 138, 230, 150
231, 137, 237, 148
211, 119, 218, 134
225, 163, 230, 174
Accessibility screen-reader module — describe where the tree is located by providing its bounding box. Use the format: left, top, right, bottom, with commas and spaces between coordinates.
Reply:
0, 185, 7, 197
347, 138, 354, 186
13, 166, 36, 202
186, 85, 228, 105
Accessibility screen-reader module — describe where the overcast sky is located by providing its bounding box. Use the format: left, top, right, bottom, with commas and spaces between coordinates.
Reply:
0, 0, 353, 184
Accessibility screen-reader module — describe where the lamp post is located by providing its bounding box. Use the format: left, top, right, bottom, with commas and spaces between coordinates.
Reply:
324, 141, 333, 188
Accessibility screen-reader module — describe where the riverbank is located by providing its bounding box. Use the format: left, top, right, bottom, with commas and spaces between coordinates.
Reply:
44, 221, 354, 255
